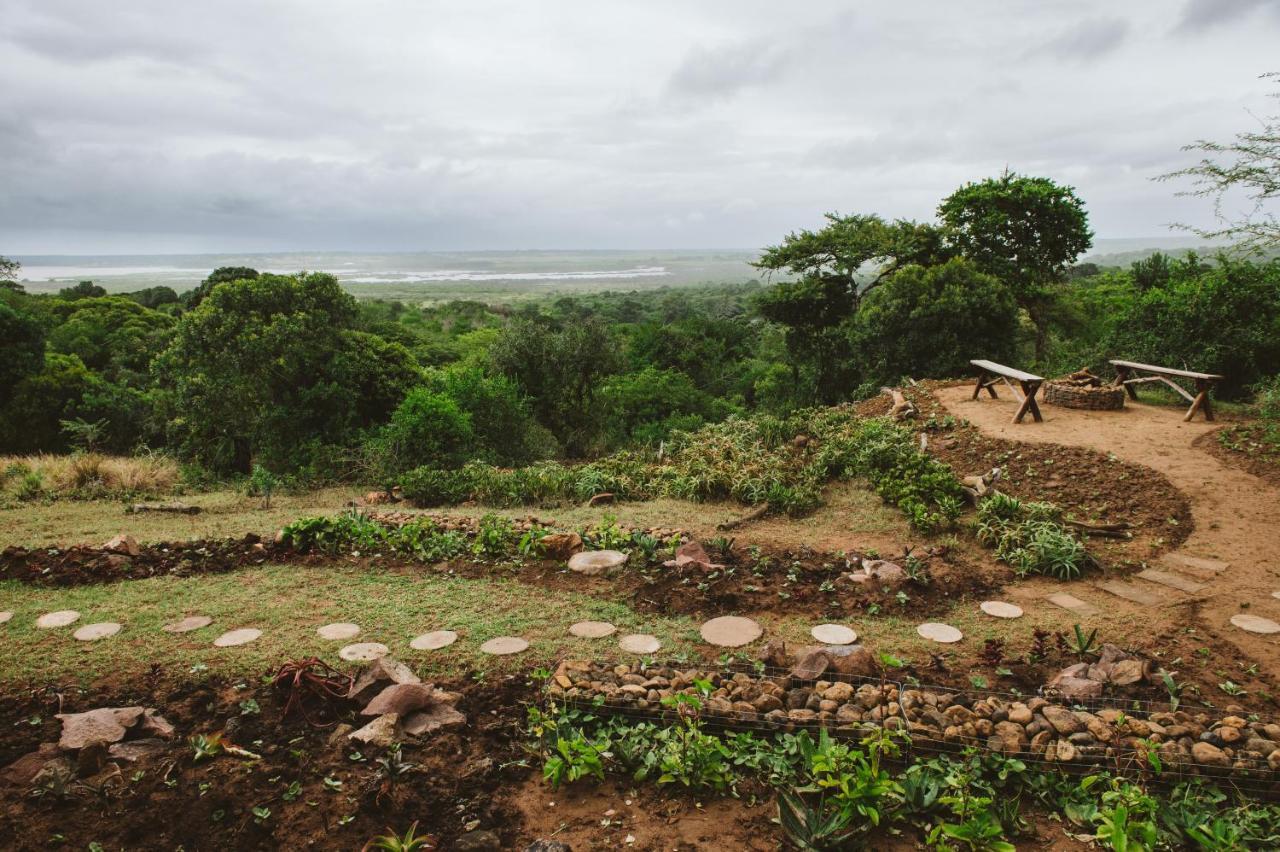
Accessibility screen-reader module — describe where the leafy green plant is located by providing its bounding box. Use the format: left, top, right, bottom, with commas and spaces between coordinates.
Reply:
361, 821, 435, 852
975, 493, 1093, 580
543, 732, 607, 789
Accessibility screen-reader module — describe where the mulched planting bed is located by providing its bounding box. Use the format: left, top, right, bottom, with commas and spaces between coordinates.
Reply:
1197, 424, 1280, 488
883, 383, 1195, 560
0, 529, 1000, 622
0, 671, 533, 851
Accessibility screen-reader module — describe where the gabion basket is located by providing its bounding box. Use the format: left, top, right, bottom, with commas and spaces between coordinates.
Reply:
1044, 381, 1125, 411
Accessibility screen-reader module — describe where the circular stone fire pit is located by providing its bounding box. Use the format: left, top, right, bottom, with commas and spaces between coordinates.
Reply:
1044, 381, 1125, 411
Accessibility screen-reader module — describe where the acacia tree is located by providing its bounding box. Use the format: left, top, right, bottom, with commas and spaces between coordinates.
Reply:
753, 214, 949, 403
1160, 73, 1279, 252
938, 172, 1092, 362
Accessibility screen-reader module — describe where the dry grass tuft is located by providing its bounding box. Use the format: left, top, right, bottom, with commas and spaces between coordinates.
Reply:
0, 453, 181, 498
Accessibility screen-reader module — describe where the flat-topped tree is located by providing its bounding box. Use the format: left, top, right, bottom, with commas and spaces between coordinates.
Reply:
753, 214, 948, 404
1160, 72, 1279, 254
939, 171, 1092, 362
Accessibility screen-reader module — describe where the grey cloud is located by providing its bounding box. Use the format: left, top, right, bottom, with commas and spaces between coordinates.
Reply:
1035, 17, 1131, 60
1175, 0, 1277, 33
1, 0, 1277, 253
665, 39, 796, 101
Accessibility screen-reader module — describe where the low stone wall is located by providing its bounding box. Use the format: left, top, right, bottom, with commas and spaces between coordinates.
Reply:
549, 660, 1280, 784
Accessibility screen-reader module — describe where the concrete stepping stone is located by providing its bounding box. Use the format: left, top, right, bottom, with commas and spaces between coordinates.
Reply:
917, 622, 962, 643
1136, 568, 1205, 594
1045, 592, 1099, 616
568, 550, 628, 576
480, 636, 528, 655
162, 615, 213, 633
979, 601, 1023, 619
0, 611, 12, 625
1098, 581, 1164, 606
1273, 592, 1280, 601
700, 616, 762, 647
810, 624, 857, 645
213, 628, 261, 647
36, 610, 80, 629
618, 634, 661, 654
409, 630, 458, 651
317, 622, 360, 641
1160, 553, 1228, 580
74, 622, 121, 642
1231, 614, 1280, 635
569, 621, 617, 639
340, 642, 390, 662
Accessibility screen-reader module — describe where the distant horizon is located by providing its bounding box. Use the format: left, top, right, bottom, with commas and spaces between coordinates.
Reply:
7, 235, 1227, 263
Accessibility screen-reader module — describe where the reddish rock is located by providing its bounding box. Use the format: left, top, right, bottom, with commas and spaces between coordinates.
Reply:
56, 707, 146, 749
103, 534, 140, 557
540, 532, 583, 560
402, 704, 466, 736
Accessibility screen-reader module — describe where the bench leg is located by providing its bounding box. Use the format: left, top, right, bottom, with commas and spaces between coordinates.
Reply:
972, 370, 998, 400
1184, 379, 1214, 422
1013, 381, 1043, 424
1114, 365, 1139, 400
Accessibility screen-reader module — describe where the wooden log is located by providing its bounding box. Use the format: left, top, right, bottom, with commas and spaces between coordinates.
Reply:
717, 504, 770, 531
1012, 380, 1043, 424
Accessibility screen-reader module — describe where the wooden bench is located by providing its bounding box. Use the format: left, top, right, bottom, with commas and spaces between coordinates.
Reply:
970, 359, 1045, 424
1109, 359, 1224, 422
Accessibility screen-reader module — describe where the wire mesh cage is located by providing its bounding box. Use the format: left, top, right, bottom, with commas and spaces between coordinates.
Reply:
543, 657, 1280, 797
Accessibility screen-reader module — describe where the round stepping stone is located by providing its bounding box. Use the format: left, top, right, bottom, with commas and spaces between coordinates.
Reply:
568, 550, 628, 576
700, 615, 762, 648
480, 636, 529, 655
162, 615, 213, 633
409, 630, 459, 651
618, 633, 661, 655
74, 622, 121, 642
36, 610, 80, 629
1272, 592, 1280, 601
317, 622, 360, 641
339, 642, 390, 661
980, 601, 1024, 619
917, 622, 963, 643
1230, 613, 1280, 635
569, 620, 617, 639
213, 628, 261, 647
811, 624, 857, 645
0, 611, 12, 625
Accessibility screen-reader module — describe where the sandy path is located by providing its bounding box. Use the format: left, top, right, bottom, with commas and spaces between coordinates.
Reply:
936, 383, 1280, 674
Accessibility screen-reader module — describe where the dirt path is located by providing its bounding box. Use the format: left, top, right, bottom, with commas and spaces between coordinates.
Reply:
936, 382, 1280, 678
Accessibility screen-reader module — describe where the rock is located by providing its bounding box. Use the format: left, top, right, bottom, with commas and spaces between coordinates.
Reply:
349, 713, 400, 747
56, 707, 147, 749
327, 724, 355, 748
823, 682, 854, 703
789, 650, 830, 681
103, 534, 140, 557
1042, 706, 1084, 736
759, 639, 791, 669
1110, 659, 1145, 686
1007, 703, 1033, 725
663, 541, 724, 570
1054, 740, 1077, 762
1052, 676, 1103, 701
362, 683, 444, 717
1192, 741, 1230, 769
824, 645, 877, 677
454, 829, 502, 851
139, 710, 174, 739
2, 744, 62, 786
788, 709, 818, 723
568, 550, 627, 576
525, 841, 571, 852
77, 741, 109, 776
402, 704, 466, 736
540, 532, 583, 560
349, 657, 420, 703
1268, 749, 1280, 772
992, 721, 1027, 754
753, 694, 783, 713
104, 738, 168, 763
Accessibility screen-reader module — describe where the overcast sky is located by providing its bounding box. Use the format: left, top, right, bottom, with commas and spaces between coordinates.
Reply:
2, 0, 1278, 254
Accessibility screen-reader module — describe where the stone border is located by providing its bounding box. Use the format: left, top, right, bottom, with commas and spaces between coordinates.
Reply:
548, 660, 1280, 785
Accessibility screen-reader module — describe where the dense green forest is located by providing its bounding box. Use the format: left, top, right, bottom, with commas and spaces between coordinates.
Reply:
2, 173, 1279, 488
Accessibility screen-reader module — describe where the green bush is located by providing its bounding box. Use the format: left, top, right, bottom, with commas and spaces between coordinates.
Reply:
366, 387, 475, 479
975, 493, 1093, 579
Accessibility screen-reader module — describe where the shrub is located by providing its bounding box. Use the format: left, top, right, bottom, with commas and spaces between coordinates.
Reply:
0, 453, 180, 499
366, 388, 475, 480
975, 493, 1093, 579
